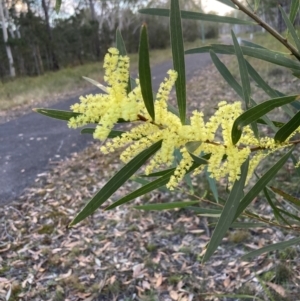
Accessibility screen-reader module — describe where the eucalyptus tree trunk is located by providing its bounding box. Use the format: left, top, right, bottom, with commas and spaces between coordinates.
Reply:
41, 0, 59, 71
0, 0, 15, 77
89, 0, 96, 20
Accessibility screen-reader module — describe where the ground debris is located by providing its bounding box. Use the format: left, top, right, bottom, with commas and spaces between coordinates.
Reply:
1, 60, 300, 300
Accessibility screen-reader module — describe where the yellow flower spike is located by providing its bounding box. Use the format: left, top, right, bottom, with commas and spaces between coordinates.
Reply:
166, 148, 193, 190
69, 48, 146, 141
70, 48, 300, 191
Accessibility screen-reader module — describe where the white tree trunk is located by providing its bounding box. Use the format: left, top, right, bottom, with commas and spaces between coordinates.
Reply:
0, 0, 15, 77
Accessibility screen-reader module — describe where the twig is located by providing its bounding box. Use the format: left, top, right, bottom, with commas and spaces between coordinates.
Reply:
9, 206, 25, 219
230, 0, 300, 61
4, 221, 14, 242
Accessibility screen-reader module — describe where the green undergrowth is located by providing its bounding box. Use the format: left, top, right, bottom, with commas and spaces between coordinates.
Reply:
0, 38, 213, 112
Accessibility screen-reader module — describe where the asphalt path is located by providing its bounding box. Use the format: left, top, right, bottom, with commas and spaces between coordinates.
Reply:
0, 52, 211, 206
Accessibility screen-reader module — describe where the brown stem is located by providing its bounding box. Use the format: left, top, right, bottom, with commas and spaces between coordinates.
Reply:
136, 114, 300, 151
250, 139, 300, 152
230, 0, 300, 61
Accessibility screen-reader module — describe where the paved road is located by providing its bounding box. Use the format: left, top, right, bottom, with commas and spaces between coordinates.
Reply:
0, 53, 211, 206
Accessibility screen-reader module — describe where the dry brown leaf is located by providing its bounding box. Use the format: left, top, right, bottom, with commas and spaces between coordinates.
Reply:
55, 269, 72, 281
170, 290, 179, 300
0, 244, 10, 253
155, 274, 163, 288
132, 263, 145, 279
223, 277, 231, 288
81, 297, 94, 301
75, 292, 92, 298
95, 258, 101, 267
108, 275, 116, 285
0, 278, 10, 284
142, 280, 150, 290
266, 282, 286, 297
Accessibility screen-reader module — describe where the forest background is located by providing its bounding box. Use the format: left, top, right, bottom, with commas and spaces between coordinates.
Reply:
0, 0, 294, 80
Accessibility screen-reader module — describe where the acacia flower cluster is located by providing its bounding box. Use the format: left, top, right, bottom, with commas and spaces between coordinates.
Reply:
68, 48, 290, 189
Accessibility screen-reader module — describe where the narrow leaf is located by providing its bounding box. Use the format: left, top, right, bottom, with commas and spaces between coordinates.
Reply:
184, 173, 194, 194
107, 130, 126, 138
132, 176, 169, 193
216, 0, 237, 9
104, 170, 174, 211
241, 40, 266, 49
188, 206, 222, 216
139, 24, 155, 120
270, 186, 300, 207
279, 5, 300, 53
231, 95, 299, 145
274, 110, 300, 142
140, 168, 176, 177
55, 0, 61, 13
82, 76, 108, 93
34, 108, 129, 124
234, 147, 294, 220
210, 50, 242, 98
231, 30, 251, 107
246, 60, 297, 120
291, 100, 300, 110
257, 118, 284, 128
290, 0, 300, 24
291, 153, 300, 177
186, 44, 300, 71
206, 169, 219, 203
185, 141, 201, 153
254, 0, 260, 12
209, 50, 276, 132
131, 177, 151, 186
81, 128, 95, 135
231, 222, 266, 228
188, 153, 208, 165
134, 201, 199, 211
203, 159, 249, 263
139, 9, 252, 25
242, 237, 300, 260
170, 0, 186, 124
133, 177, 169, 192
210, 52, 278, 132
277, 207, 300, 224
106, 160, 205, 211
246, 60, 278, 98
34, 108, 81, 121
168, 102, 180, 117
81, 128, 125, 138
116, 28, 127, 56
130, 77, 136, 90
263, 187, 291, 225
68, 140, 162, 227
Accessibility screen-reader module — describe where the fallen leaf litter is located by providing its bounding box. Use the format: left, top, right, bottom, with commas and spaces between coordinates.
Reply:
1, 59, 300, 300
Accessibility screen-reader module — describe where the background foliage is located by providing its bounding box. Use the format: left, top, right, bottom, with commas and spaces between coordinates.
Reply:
0, 0, 210, 78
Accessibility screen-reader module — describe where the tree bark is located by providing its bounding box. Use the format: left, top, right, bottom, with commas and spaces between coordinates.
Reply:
41, 0, 59, 71
0, 0, 15, 77
89, 0, 96, 20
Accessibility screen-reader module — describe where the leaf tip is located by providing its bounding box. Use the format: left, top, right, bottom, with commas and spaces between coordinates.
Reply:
66, 223, 74, 229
